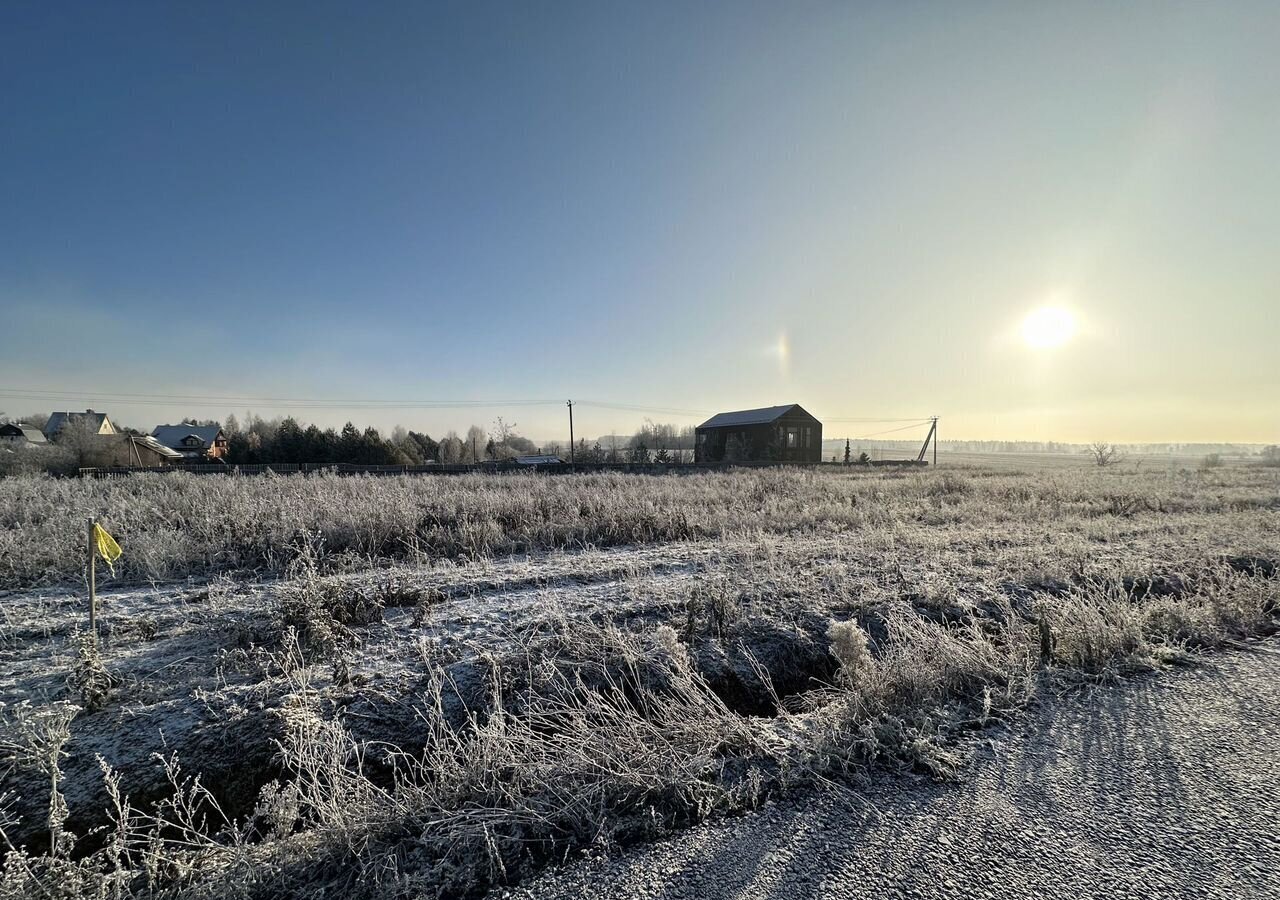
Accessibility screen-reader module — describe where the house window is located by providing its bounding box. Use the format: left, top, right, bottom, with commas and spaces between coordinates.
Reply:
786, 427, 798, 449
802, 427, 810, 448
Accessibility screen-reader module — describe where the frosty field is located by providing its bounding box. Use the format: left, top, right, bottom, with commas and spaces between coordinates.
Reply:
0, 466, 1277, 899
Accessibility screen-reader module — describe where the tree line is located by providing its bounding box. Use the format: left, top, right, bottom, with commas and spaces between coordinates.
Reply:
215, 415, 698, 466
1, 410, 701, 472
219, 415, 544, 465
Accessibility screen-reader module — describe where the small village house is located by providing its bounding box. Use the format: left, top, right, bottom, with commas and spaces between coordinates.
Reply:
695, 404, 823, 463
43, 409, 116, 440
24, 410, 184, 467
89, 434, 184, 467
151, 423, 229, 460
0, 423, 49, 445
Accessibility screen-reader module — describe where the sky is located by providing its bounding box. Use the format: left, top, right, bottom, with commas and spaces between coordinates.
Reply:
2, 1, 1277, 445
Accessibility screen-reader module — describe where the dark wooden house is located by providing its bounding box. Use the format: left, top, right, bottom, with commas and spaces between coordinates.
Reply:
695, 404, 823, 463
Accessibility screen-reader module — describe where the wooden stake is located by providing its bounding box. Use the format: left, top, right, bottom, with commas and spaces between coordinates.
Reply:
87, 517, 97, 644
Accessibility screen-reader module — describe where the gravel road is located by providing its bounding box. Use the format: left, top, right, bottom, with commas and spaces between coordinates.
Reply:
503, 639, 1280, 900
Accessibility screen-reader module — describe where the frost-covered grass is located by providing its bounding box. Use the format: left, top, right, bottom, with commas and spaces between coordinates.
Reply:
2, 465, 1277, 589
0, 466, 1276, 899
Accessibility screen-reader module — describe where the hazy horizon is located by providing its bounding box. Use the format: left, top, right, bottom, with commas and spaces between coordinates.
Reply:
3, 2, 1278, 444
1, 400, 1273, 454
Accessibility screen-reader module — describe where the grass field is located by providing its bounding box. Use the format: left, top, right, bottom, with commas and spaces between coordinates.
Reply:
935, 449, 1261, 471
0, 465, 1277, 898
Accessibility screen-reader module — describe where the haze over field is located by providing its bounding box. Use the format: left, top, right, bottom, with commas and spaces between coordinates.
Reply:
2, 2, 1277, 442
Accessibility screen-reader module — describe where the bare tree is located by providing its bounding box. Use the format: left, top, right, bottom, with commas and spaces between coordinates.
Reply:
1089, 441, 1124, 467
55, 419, 113, 467
438, 431, 465, 464
464, 425, 488, 462
491, 417, 516, 445
489, 418, 528, 460
631, 420, 696, 463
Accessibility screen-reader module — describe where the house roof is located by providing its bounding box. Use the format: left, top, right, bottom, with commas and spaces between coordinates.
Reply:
0, 423, 47, 443
138, 436, 185, 459
152, 424, 223, 449
45, 410, 112, 437
110, 434, 184, 459
516, 455, 563, 465
697, 404, 814, 429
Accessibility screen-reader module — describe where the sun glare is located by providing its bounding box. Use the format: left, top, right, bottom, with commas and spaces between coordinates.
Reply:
1020, 306, 1076, 350
771, 332, 790, 375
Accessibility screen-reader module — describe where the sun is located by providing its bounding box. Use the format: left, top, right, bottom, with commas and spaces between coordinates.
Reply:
1020, 306, 1076, 349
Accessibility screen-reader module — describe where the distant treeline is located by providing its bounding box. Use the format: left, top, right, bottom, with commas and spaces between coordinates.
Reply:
0, 410, 699, 474
220, 415, 535, 465
219, 415, 697, 465
824, 438, 1276, 456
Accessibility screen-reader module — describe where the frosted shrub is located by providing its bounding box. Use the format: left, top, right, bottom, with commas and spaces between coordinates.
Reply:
827, 619, 874, 690
655, 623, 691, 670
67, 634, 114, 711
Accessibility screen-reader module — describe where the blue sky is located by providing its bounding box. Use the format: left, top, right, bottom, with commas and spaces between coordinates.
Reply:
2, 1, 1277, 443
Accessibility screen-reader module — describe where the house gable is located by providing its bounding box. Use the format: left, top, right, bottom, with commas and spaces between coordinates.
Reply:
44, 410, 115, 439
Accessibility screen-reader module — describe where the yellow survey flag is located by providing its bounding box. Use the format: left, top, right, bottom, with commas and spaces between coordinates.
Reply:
93, 523, 122, 574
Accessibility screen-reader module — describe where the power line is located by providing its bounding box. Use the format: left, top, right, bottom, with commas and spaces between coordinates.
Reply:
822, 416, 934, 423
0, 388, 559, 406
576, 400, 714, 418
0, 387, 561, 410
845, 420, 934, 440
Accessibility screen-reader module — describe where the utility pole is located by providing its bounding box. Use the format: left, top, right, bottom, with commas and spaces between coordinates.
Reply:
567, 400, 575, 467
917, 417, 940, 465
